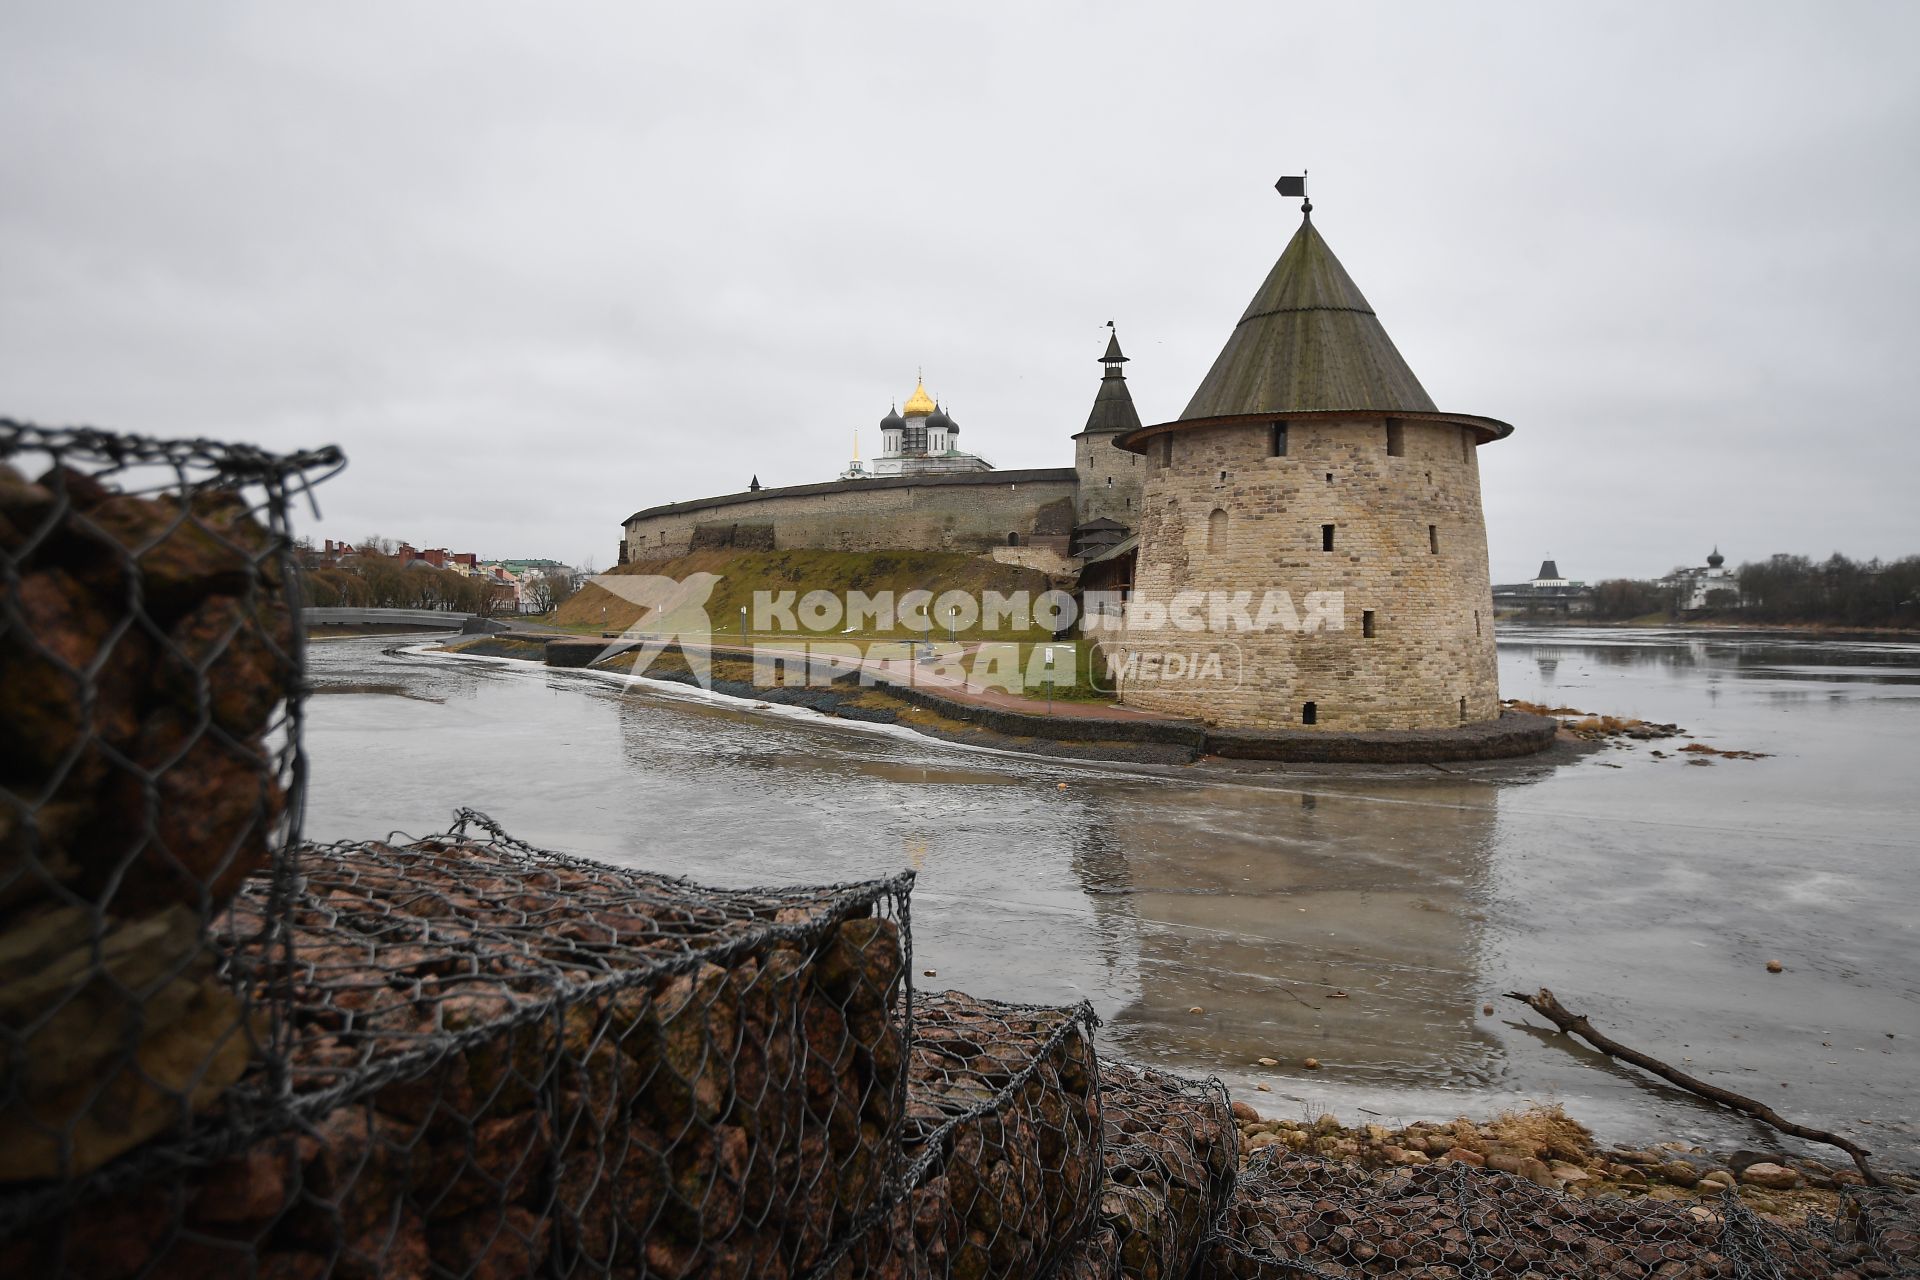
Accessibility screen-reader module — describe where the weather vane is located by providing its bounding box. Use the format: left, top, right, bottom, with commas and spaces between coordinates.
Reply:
1276, 171, 1310, 215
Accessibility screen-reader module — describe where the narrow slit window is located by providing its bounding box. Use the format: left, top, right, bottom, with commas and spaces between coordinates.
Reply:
1386, 419, 1405, 457
1428, 524, 1439, 555
1218, 470, 1227, 483
1362, 610, 1376, 638
1459, 696, 1468, 720
1322, 524, 1335, 552
1270, 422, 1288, 456
1474, 610, 1481, 636
1302, 701, 1317, 725
1460, 430, 1472, 463
1161, 435, 1174, 467
1207, 508, 1228, 553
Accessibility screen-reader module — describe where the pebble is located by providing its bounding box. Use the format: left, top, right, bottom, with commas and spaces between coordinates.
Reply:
1481, 1003, 1495, 1016
1257, 1057, 1278, 1066
1766, 959, 1784, 973
1254, 1082, 1271, 1092
1056, 782, 1068, 790
1303, 1057, 1322, 1069
1188, 1006, 1205, 1015
923, 969, 937, 977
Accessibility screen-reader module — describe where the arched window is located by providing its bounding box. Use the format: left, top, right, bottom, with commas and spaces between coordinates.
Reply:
1207, 508, 1228, 553
1007, 532, 1021, 546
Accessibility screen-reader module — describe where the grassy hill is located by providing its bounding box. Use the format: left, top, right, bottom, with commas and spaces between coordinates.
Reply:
556, 549, 1061, 640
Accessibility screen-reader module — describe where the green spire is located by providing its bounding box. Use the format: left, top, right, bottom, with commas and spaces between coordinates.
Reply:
1178, 215, 1436, 420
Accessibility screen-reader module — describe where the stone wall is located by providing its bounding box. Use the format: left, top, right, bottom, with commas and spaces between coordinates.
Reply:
1112, 415, 1501, 731
1072, 430, 1145, 528
623, 470, 1080, 561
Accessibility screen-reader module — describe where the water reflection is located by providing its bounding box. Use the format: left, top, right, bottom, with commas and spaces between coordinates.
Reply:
300, 633, 1920, 1164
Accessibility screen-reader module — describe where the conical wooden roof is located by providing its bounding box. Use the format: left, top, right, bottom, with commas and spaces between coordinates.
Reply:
1179, 215, 1436, 420
1083, 326, 1144, 435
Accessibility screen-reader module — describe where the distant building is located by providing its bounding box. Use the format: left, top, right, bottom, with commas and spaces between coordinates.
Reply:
1493, 558, 1592, 614
1660, 547, 1740, 610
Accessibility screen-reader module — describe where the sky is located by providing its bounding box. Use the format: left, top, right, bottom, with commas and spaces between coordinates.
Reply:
3, 1, 1917, 583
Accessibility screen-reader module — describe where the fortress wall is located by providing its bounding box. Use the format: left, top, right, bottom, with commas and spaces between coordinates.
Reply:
624, 471, 1079, 561
1113, 416, 1500, 731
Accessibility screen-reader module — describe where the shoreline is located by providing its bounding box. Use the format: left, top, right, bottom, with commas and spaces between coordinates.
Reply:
1498, 617, 1920, 638
432, 635, 1591, 781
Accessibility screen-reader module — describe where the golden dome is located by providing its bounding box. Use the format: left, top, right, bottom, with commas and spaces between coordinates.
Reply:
901, 377, 937, 418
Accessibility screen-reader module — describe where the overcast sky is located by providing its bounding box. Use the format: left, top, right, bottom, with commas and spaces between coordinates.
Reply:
4, 2, 1917, 583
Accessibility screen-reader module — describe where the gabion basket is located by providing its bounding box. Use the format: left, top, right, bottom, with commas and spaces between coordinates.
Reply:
2, 419, 342, 1207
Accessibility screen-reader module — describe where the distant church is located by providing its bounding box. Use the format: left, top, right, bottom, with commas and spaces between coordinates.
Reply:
850, 377, 993, 477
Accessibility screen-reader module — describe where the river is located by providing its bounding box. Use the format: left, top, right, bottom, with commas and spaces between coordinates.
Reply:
300, 625, 1919, 1166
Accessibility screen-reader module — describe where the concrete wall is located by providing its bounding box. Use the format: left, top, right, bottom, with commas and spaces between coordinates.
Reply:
1073, 430, 1144, 527
1111, 415, 1501, 731
623, 470, 1079, 562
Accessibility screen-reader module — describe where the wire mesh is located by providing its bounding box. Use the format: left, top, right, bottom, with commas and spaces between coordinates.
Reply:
815, 991, 1106, 1280
3, 811, 914, 1277
2, 419, 342, 1198
1201, 1148, 1920, 1279
1058, 1062, 1238, 1280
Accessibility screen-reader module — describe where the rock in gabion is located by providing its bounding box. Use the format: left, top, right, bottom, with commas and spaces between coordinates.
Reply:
1, 425, 323, 1184
1057, 1063, 1237, 1280
0, 815, 912, 1279
828, 990, 1104, 1280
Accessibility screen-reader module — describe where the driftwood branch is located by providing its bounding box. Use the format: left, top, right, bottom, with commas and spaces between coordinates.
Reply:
1503, 986, 1885, 1188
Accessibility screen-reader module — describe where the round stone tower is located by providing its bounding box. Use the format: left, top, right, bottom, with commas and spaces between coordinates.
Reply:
1107, 200, 1514, 731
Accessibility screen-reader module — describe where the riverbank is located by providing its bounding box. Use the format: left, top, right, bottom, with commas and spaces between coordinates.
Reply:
1226, 1101, 1918, 1227
440, 634, 1579, 776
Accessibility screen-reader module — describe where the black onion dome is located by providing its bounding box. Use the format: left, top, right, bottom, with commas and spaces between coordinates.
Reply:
880, 405, 905, 430
927, 406, 955, 433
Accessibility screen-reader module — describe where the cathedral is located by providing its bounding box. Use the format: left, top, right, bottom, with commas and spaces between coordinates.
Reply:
844, 376, 992, 478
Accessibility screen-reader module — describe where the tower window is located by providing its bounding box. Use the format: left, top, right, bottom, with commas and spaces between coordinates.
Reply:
1429, 524, 1439, 555
1207, 508, 1228, 552
1461, 431, 1472, 463
1459, 696, 1468, 720
1386, 419, 1405, 457
1161, 435, 1173, 467
1325, 473, 1333, 483
1218, 470, 1227, 483
1106, 476, 1112, 487
1270, 422, 1288, 456
1302, 701, 1317, 725
1362, 610, 1376, 638
1474, 610, 1481, 636
1322, 524, 1335, 552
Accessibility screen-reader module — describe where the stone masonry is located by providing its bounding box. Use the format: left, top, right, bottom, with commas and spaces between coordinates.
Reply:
1111, 413, 1499, 730
623, 470, 1078, 563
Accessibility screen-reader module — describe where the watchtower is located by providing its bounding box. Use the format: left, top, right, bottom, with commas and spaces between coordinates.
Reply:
1109, 184, 1513, 730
